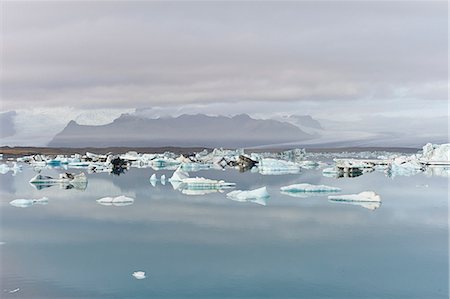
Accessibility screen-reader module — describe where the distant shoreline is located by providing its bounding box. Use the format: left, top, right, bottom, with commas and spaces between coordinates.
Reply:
0, 145, 420, 158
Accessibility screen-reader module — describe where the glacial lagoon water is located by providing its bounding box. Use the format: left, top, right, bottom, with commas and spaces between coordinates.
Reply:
0, 162, 448, 299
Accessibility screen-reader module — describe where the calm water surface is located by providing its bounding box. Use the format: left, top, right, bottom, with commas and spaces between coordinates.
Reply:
1, 163, 448, 299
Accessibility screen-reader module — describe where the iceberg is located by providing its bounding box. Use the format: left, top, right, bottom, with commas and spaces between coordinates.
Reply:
227, 187, 270, 200
29, 172, 87, 184
97, 195, 134, 206
227, 187, 269, 206
322, 167, 339, 178
10, 197, 48, 208
420, 143, 450, 164
388, 156, 423, 177
328, 191, 381, 203
169, 168, 190, 182
280, 183, 341, 193
29, 172, 88, 190
258, 158, 301, 175
149, 174, 157, 182
180, 177, 236, 190
132, 271, 146, 280
160, 174, 166, 182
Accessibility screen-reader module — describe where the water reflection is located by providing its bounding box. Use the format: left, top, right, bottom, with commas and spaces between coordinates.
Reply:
0, 165, 448, 299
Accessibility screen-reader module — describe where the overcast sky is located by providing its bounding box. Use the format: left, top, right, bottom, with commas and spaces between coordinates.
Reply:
0, 1, 448, 145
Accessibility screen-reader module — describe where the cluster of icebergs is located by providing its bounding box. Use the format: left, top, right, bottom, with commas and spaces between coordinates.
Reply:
4, 143, 448, 179
325, 143, 449, 178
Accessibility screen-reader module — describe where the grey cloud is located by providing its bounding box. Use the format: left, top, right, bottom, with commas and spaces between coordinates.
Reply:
0, 111, 17, 138
2, 1, 447, 110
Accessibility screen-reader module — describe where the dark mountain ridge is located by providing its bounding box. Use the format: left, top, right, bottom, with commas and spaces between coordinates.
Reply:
49, 113, 312, 148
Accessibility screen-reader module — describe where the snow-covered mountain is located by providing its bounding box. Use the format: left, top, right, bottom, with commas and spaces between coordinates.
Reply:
49, 114, 312, 148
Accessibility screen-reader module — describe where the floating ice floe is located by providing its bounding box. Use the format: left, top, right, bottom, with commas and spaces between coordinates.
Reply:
280, 183, 341, 193
328, 191, 381, 203
181, 189, 221, 196
258, 158, 301, 175
132, 271, 146, 279
180, 177, 235, 190
227, 187, 269, 206
97, 195, 134, 206
329, 200, 381, 210
10, 197, 48, 208
149, 173, 169, 186
8, 288, 20, 294
149, 173, 157, 182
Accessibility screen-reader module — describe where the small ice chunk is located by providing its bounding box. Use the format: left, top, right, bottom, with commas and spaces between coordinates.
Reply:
149, 174, 157, 182
160, 174, 166, 183
227, 187, 269, 206
9, 197, 48, 208
181, 177, 235, 190
280, 183, 341, 193
97, 196, 134, 206
328, 191, 381, 202
227, 187, 270, 200
9, 288, 20, 294
132, 271, 146, 279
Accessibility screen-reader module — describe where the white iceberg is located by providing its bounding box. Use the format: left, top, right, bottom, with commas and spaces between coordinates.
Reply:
258, 158, 301, 175
227, 187, 269, 206
180, 177, 236, 190
97, 195, 134, 206
149, 174, 157, 182
227, 187, 270, 201
160, 174, 166, 183
10, 197, 49, 208
280, 183, 341, 193
420, 143, 450, 164
169, 168, 190, 182
29, 172, 87, 184
389, 156, 423, 177
328, 191, 381, 203
29, 172, 88, 190
132, 271, 146, 279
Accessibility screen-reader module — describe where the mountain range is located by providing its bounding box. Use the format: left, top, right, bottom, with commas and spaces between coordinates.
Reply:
49, 114, 312, 148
